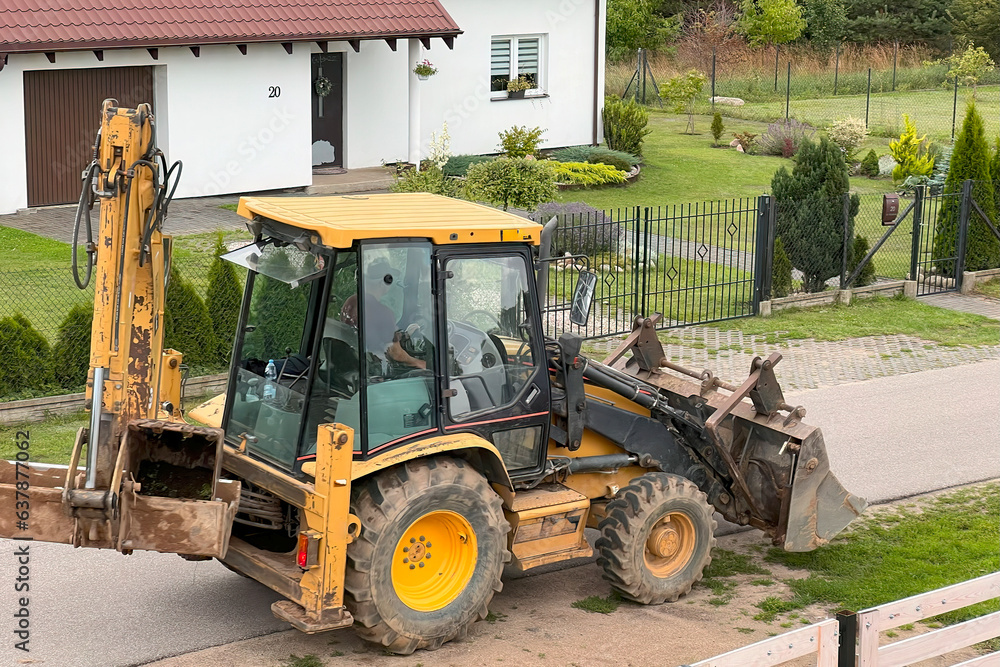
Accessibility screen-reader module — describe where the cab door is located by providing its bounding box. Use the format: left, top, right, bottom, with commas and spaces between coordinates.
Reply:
438, 247, 549, 478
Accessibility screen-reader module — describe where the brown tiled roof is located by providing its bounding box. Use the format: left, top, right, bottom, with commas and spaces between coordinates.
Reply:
0, 0, 461, 54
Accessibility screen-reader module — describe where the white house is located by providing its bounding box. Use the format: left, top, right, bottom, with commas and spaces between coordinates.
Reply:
0, 0, 606, 214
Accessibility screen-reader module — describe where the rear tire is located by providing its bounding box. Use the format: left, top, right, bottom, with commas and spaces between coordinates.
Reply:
345, 457, 509, 654
596, 473, 716, 604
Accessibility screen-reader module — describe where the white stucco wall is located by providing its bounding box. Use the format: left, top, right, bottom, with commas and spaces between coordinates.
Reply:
0, 44, 312, 214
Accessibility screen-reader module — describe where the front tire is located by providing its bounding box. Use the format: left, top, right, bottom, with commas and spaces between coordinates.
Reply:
345, 457, 510, 654
596, 473, 716, 604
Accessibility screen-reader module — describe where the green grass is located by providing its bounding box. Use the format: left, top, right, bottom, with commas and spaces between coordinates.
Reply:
556, 113, 893, 212
699, 549, 773, 605
571, 592, 622, 614
761, 483, 1000, 624
729, 295, 1000, 346
281, 655, 324, 667
0, 411, 88, 465
974, 278, 1000, 299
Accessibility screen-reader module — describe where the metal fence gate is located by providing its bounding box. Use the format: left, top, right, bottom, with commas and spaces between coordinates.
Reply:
535, 199, 761, 339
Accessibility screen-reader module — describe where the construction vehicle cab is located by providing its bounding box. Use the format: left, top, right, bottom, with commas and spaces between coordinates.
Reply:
0, 103, 866, 657
219, 196, 553, 481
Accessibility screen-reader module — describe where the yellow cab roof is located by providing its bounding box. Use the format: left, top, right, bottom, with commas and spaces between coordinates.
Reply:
236, 193, 542, 249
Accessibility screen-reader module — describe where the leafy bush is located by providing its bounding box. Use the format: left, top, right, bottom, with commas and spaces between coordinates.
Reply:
52, 303, 93, 390
736, 0, 806, 46
889, 115, 934, 183
442, 154, 495, 177
711, 113, 725, 146
0, 314, 53, 397
164, 265, 218, 369
551, 145, 639, 167
758, 120, 816, 157
733, 132, 758, 152
771, 236, 793, 298
534, 201, 621, 257
941, 43, 996, 89
827, 117, 868, 159
206, 234, 242, 366
586, 151, 635, 173
464, 157, 557, 211
499, 125, 545, 158
607, 0, 681, 59
553, 162, 628, 186
860, 149, 880, 177
389, 165, 462, 197
933, 103, 999, 272
772, 137, 859, 293
848, 235, 876, 286
602, 96, 652, 156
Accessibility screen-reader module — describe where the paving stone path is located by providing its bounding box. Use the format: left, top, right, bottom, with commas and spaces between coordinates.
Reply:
586, 326, 1000, 391
921, 291, 1000, 320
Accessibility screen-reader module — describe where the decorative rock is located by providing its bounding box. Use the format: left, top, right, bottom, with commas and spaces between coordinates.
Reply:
729, 138, 740, 147
736, 143, 745, 153
711, 96, 745, 106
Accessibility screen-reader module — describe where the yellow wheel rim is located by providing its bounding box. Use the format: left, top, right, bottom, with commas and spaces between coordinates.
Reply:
391, 510, 478, 612
643, 511, 696, 578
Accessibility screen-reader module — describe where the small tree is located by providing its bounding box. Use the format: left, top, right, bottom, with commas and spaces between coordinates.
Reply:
802, 0, 846, 51
711, 113, 725, 146
464, 158, 558, 211
606, 0, 682, 59
932, 103, 999, 272
943, 43, 997, 96
164, 265, 218, 369
499, 126, 546, 158
860, 149, 880, 177
206, 234, 243, 366
52, 303, 93, 390
771, 236, 793, 297
735, 0, 806, 47
771, 136, 859, 293
661, 69, 707, 134
602, 96, 652, 155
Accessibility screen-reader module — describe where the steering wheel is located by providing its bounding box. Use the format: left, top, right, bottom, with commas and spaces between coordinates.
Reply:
462, 309, 502, 332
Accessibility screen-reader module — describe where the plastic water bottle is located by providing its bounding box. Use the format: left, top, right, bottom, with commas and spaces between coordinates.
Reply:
263, 360, 277, 400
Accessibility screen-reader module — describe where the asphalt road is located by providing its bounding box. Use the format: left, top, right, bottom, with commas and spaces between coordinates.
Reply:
1, 359, 997, 667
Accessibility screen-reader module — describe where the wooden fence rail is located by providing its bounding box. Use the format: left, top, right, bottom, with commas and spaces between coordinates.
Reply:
682, 619, 840, 667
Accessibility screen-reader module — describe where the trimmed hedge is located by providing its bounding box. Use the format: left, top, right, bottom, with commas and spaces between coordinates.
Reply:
206, 234, 242, 366
52, 303, 93, 390
164, 265, 218, 369
0, 314, 54, 397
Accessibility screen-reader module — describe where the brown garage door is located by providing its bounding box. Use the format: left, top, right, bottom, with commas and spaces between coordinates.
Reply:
24, 66, 154, 207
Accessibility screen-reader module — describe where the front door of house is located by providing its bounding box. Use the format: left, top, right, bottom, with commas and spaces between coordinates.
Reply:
311, 53, 344, 168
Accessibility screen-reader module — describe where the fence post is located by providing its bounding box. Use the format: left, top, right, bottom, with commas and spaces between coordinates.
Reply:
952, 77, 959, 140
753, 195, 775, 311
785, 62, 791, 121
956, 179, 973, 287
836, 610, 858, 667
840, 193, 851, 289
774, 44, 780, 92
833, 42, 840, 96
892, 41, 898, 91
909, 185, 925, 282
641, 207, 651, 316
641, 48, 647, 104
635, 49, 641, 104
865, 68, 871, 128
631, 206, 641, 318
711, 47, 716, 112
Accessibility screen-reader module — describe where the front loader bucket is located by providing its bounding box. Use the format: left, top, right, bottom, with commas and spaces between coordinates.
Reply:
782, 428, 867, 551
0, 421, 239, 559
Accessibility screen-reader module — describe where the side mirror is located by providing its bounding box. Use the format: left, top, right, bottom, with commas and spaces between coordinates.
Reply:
570, 270, 597, 326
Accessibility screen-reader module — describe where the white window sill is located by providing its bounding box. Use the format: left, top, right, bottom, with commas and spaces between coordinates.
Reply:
491, 93, 550, 102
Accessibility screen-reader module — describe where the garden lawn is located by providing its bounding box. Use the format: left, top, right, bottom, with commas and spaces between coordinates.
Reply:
730, 295, 1000, 346
556, 113, 896, 212
0, 411, 88, 465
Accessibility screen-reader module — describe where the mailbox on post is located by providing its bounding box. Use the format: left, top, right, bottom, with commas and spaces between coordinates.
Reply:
882, 194, 900, 225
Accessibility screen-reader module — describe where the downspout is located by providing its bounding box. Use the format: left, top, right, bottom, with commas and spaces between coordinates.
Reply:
592, 0, 601, 146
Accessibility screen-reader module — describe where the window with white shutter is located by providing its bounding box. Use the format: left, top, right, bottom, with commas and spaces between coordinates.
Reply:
490, 35, 546, 96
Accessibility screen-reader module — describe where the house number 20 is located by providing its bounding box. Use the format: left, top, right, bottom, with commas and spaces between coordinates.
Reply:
268, 86, 281, 98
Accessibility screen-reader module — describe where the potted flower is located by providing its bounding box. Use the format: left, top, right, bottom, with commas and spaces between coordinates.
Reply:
413, 59, 437, 80
506, 75, 532, 99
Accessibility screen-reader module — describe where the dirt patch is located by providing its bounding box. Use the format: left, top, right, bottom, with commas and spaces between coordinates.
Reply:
136, 460, 213, 500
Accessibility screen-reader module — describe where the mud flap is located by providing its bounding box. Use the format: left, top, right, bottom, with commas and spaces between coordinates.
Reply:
782, 429, 867, 552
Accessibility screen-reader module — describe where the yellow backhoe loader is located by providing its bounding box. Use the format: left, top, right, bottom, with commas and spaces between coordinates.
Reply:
0, 102, 866, 654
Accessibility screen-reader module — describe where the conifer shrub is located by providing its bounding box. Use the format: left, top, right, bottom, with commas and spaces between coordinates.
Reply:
241, 251, 311, 361
992, 138, 1000, 217
889, 115, 935, 183
860, 149, 880, 177
711, 113, 725, 146
442, 154, 494, 177
848, 235, 876, 286
206, 234, 243, 366
771, 236, 793, 298
551, 146, 639, 167
552, 162, 628, 186
771, 136, 859, 292
164, 265, 218, 370
602, 96, 652, 156
586, 151, 634, 173
932, 103, 1000, 272
0, 314, 53, 397
52, 303, 93, 390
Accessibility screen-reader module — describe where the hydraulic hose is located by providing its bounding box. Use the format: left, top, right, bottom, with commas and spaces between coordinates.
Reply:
71, 159, 101, 289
